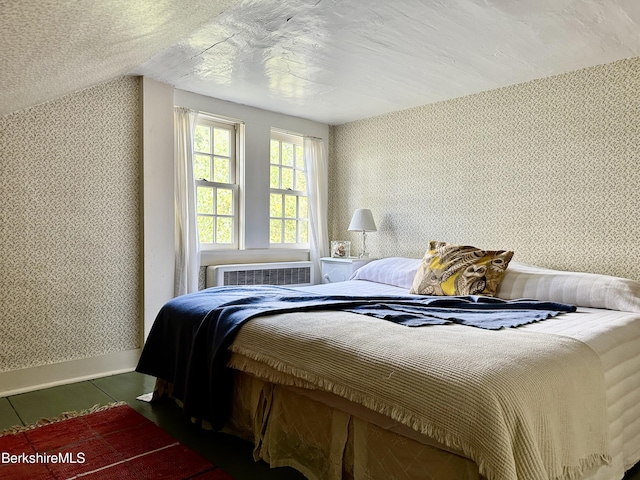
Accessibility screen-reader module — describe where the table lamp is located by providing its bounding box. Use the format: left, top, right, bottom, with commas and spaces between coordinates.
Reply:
347, 208, 377, 258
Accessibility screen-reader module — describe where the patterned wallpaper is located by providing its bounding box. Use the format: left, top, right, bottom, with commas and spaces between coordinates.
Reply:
0, 77, 140, 372
329, 57, 640, 281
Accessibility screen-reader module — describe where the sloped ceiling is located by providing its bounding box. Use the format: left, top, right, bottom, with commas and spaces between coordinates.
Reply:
3, 0, 640, 124
0, 0, 239, 117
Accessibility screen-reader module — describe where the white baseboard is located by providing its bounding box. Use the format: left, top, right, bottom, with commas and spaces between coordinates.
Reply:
0, 349, 142, 398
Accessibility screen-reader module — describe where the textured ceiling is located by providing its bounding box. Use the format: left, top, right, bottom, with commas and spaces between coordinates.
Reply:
133, 0, 640, 124
3, 0, 640, 124
0, 0, 239, 117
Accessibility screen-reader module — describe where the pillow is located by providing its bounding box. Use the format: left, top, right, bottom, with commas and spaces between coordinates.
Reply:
410, 241, 513, 296
350, 257, 421, 289
496, 261, 640, 312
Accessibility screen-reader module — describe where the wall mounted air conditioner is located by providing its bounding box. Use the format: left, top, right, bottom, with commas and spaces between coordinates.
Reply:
206, 261, 313, 288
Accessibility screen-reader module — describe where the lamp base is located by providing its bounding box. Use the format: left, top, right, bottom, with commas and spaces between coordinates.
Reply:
359, 231, 369, 259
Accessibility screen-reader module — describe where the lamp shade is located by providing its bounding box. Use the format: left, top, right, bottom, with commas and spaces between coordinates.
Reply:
348, 209, 377, 232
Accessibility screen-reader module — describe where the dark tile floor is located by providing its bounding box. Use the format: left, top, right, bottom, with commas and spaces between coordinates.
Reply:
0, 372, 638, 480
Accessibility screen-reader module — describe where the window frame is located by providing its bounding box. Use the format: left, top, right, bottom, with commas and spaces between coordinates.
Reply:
269, 130, 309, 249
193, 115, 239, 250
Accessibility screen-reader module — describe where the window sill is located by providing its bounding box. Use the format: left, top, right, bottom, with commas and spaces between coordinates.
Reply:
200, 248, 310, 267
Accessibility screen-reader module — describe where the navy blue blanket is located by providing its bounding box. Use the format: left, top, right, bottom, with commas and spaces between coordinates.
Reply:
136, 285, 575, 428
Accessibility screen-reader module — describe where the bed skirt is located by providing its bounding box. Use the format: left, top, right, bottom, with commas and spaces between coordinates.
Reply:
155, 372, 481, 480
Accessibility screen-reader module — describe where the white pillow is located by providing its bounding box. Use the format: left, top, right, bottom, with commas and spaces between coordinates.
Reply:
350, 257, 421, 289
497, 261, 640, 313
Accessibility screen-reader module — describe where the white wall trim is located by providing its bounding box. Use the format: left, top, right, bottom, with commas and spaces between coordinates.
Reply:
141, 77, 175, 342
0, 349, 141, 398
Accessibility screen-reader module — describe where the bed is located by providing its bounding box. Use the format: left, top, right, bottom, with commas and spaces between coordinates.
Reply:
137, 254, 640, 480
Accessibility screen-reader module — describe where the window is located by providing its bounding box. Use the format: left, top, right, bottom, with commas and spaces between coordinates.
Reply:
269, 132, 308, 246
193, 117, 238, 247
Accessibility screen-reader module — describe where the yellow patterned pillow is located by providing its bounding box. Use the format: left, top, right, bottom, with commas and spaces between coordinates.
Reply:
410, 241, 514, 296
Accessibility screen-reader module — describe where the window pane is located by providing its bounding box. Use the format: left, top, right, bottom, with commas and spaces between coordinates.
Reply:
213, 128, 230, 156
197, 216, 214, 243
196, 186, 214, 214
270, 193, 282, 217
270, 219, 282, 243
284, 195, 296, 218
270, 140, 280, 164
214, 157, 230, 183
299, 220, 308, 243
194, 154, 211, 181
295, 145, 304, 169
194, 119, 239, 247
299, 196, 308, 219
281, 167, 293, 190
284, 220, 297, 243
282, 142, 294, 166
217, 189, 233, 215
216, 217, 233, 244
270, 166, 280, 189
295, 170, 306, 192
195, 125, 211, 153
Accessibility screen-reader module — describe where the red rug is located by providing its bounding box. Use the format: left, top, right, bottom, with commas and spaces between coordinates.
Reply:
0, 403, 233, 479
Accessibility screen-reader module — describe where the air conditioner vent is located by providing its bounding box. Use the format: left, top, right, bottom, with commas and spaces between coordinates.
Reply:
206, 262, 313, 288
224, 267, 311, 286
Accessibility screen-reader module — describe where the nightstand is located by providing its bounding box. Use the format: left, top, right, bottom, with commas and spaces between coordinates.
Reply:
320, 257, 374, 283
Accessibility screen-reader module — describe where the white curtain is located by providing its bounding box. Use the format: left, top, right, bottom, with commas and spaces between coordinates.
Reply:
174, 108, 200, 296
304, 136, 329, 284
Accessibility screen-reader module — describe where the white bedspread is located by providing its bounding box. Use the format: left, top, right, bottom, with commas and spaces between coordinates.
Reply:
226, 281, 616, 480
293, 280, 640, 480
